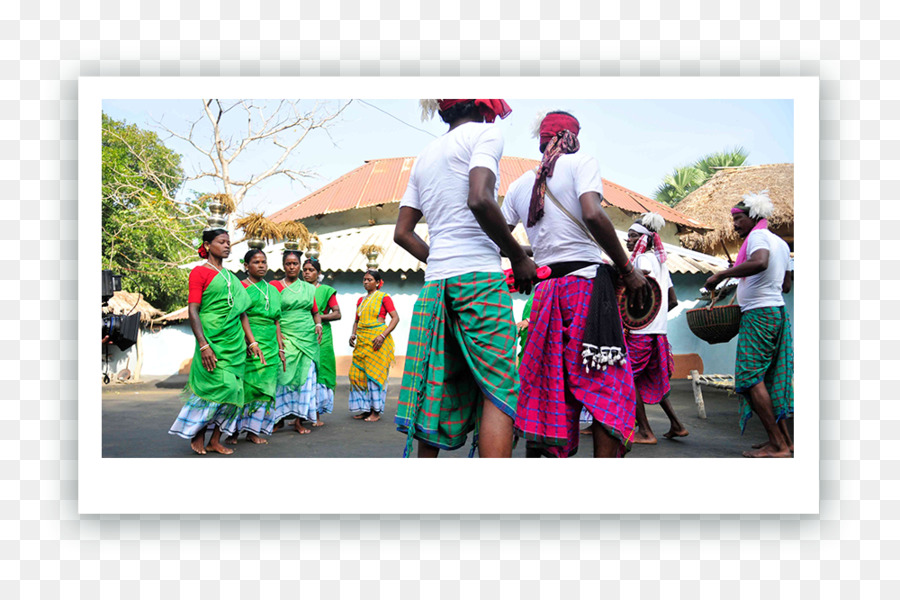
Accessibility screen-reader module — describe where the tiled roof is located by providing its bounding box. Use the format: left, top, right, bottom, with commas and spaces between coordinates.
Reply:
270, 156, 708, 229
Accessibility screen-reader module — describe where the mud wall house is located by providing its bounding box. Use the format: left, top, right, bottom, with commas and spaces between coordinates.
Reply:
101, 291, 164, 384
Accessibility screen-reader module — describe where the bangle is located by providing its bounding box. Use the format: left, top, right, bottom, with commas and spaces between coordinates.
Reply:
199, 343, 210, 351
279, 347, 285, 353
618, 262, 635, 276
248, 341, 259, 348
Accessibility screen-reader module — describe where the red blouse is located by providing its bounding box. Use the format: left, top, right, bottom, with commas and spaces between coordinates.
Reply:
188, 267, 219, 304
355, 294, 395, 321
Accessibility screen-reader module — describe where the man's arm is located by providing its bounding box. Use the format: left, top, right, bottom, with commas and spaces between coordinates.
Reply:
705, 249, 770, 289
782, 270, 793, 294
579, 191, 650, 305
394, 206, 430, 263
467, 167, 537, 293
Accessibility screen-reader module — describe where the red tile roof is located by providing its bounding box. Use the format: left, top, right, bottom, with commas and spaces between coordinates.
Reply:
271, 156, 707, 229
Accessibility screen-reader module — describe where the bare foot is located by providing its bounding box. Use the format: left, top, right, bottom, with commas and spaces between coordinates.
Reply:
742, 445, 792, 458
273, 419, 285, 432
632, 430, 658, 445
190, 433, 207, 455
752, 441, 794, 453
364, 413, 381, 422
206, 441, 234, 455
247, 433, 267, 444
225, 435, 239, 445
294, 420, 312, 434
353, 412, 372, 420
311, 420, 325, 427
663, 426, 689, 439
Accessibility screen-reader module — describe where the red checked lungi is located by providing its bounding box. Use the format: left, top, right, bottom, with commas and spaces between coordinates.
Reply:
515, 276, 637, 457
626, 332, 674, 405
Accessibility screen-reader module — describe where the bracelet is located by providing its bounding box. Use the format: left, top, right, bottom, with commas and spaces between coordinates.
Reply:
617, 261, 635, 276
199, 343, 210, 351
248, 341, 259, 348
315, 323, 323, 328
278, 347, 285, 353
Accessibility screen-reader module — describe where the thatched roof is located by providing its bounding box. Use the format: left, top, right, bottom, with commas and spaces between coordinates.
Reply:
102, 291, 163, 324
674, 164, 794, 253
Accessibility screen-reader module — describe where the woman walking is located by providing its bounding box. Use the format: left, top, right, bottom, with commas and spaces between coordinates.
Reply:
302, 258, 341, 427
168, 229, 263, 455
349, 270, 399, 422
265, 250, 322, 435
226, 249, 283, 445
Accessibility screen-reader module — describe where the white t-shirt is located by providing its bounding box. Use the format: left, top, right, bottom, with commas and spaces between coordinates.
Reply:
501, 152, 605, 279
399, 122, 504, 281
633, 252, 674, 335
736, 229, 791, 312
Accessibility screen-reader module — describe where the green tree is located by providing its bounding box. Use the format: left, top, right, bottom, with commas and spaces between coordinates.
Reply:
102, 113, 206, 312
655, 146, 749, 206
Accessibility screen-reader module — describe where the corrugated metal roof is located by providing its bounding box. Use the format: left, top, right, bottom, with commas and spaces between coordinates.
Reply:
270, 156, 708, 229
188, 224, 727, 276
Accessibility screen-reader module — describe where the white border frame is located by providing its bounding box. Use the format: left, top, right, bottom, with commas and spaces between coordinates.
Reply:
79, 76, 819, 514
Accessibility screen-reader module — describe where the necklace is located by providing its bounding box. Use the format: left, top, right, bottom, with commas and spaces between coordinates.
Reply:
249, 278, 270, 311
206, 261, 234, 307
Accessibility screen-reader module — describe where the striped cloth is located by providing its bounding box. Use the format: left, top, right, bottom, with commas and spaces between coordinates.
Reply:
626, 332, 674, 405
395, 272, 519, 456
349, 378, 388, 414
168, 393, 241, 439
516, 276, 636, 457
735, 306, 794, 432
315, 384, 335, 415
261, 362, 318, 434
233, 402, 270, 436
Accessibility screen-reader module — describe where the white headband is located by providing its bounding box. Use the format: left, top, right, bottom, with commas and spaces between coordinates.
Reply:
629, 223, 652, 236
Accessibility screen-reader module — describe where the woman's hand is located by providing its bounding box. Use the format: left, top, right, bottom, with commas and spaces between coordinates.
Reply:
516, 319, 529, 333
248, 342, 267, 366
372, 333, 386, 351
349, 334, 356, 348
200, 345, 218, 372
315, 324, 323, 344
279, 347, 287, 372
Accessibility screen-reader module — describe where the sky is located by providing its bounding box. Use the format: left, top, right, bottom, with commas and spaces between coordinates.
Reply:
102, 97, 794, 215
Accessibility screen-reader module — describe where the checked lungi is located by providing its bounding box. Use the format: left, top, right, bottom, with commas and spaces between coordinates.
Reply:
516, 276, 637, 457
626, 332, 674, 405
735, 306, 794, 432
395, 272, 519, 455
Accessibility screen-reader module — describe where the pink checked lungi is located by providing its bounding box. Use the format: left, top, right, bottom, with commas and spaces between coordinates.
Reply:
515, 276, 637, 457
626, 332, 674, 405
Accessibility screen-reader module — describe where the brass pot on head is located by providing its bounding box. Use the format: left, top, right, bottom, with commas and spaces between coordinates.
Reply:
366, 250, 379, 270
307, 236, 321, 260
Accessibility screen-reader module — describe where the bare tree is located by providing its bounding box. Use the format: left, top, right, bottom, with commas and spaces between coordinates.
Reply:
156, 99, 352, 231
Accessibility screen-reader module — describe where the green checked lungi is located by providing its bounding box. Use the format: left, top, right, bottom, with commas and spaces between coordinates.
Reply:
395, 272, 519, 455
734, 305, 794, 432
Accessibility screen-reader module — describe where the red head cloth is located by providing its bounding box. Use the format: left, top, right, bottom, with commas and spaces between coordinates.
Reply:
527, 113, 581, 226
438, 99, 512, 123
539, 113, 580, 147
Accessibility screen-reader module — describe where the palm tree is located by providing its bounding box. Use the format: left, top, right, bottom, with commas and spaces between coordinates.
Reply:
654, 147, 749, 206
655, 165, 704, 207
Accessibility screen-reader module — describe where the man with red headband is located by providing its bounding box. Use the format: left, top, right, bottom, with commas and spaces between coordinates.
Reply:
393, 99, 537, 459
501, 110, 650, 458
705, 191, 793, 458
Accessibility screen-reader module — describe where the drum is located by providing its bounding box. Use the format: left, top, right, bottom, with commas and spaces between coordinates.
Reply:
616, 277, 662, 330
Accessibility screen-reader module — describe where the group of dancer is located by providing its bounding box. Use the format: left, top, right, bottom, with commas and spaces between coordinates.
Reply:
393, 98, 793, 458
168, 97, 794, 459
168, 234, 397, 454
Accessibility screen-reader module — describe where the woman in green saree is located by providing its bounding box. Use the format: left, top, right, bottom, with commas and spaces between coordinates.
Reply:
226, 248, 284, 445
302, 258, 341, 427
263, 250, 322, 435
168, 229, 264, 455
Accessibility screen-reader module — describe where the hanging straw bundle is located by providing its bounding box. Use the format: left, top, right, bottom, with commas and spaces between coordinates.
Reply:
235, 212, 283, 243
200, 193, 237, 214
281, 221, 311, 249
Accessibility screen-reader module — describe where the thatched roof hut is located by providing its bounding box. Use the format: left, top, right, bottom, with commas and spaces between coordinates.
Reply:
102, 291, 164, 324
674, 164, 794, 255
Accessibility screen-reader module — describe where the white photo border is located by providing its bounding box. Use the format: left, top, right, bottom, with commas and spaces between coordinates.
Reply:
79, 76, 819, 514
